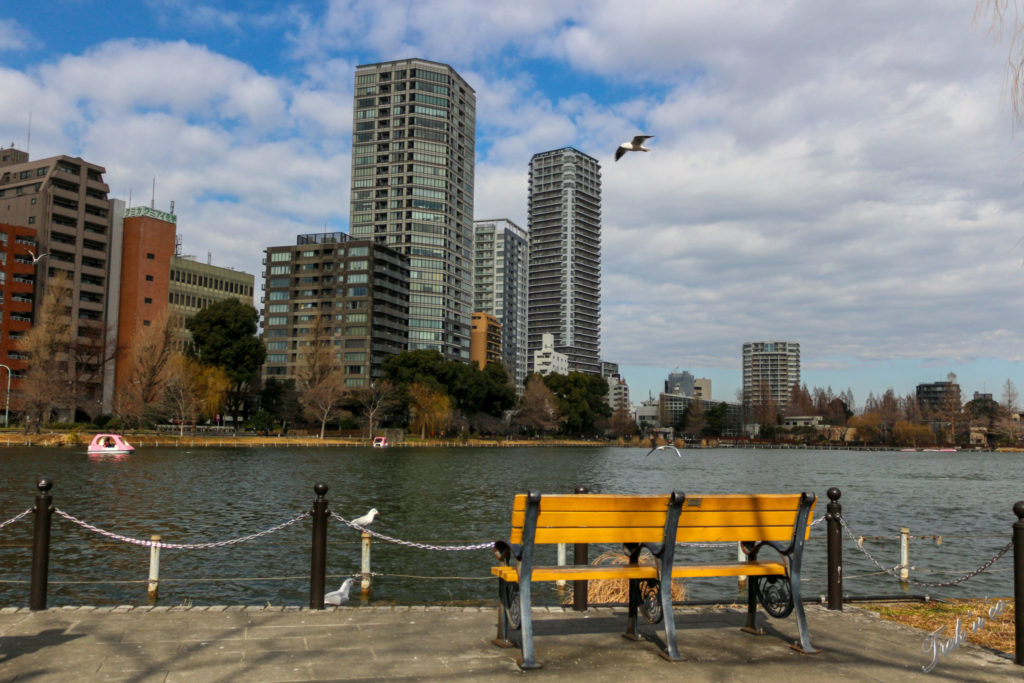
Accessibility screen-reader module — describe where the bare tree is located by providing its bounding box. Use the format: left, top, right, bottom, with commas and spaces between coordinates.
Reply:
296, 316, 349, 438
164, 355, 230, 436
17, 271, 72, 432
408, 381, 451, 438
117, 312, 176, 426
352, 379, 398, 439
513, 376, 563, 436
977, 0, 1024, 126
1000, 378, 1020, 441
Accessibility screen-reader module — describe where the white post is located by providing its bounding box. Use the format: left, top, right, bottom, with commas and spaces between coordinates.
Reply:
361, 531, 372, 594
148, 535, 161, 602
899, 527, 910, 584
557, 543, 567, 587
737, 542, 747, 590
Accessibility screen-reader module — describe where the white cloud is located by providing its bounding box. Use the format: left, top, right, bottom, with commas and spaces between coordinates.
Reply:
4, 1, 1024, 402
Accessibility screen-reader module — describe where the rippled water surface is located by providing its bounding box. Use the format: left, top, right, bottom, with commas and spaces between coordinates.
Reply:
1, 445, 1021, 606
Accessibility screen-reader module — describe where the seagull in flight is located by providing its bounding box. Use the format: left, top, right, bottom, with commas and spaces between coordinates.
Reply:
645, 444, 682, 458
324, 578, 356, 605
615, 135, 654, 161
26, 249, 49, 264
350, 508, 379, 528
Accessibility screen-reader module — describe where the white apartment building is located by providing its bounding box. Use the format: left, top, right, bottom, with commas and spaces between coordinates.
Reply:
473, 218, 529, 390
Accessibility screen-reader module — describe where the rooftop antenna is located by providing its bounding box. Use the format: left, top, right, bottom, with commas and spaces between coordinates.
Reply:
170, 200, 175, 214
151, 178, 156, 209
207, 251, 212, 265
127, 188, 133, 209
26, 112, 31, 157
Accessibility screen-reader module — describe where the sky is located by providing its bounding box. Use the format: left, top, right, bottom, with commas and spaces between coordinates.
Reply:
2, 0, 1024, 410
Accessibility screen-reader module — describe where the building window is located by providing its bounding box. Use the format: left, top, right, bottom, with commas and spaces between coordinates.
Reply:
146, 275, 154, 281
143, 320, 151, 326
144, 297, 152, 304
27, 217, 34, 224
146, 253, 155, 259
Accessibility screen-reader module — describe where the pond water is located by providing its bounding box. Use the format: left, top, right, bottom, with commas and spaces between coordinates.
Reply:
0, 445, 1020, 607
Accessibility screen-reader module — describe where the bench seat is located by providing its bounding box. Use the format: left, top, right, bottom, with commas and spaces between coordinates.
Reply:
492, 560, 787, 584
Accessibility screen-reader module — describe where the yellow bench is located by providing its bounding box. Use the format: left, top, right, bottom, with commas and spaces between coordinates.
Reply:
491, 491, 817, 669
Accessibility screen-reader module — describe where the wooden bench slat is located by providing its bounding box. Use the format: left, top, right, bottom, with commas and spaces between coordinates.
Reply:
511, 493, 677, 513
511, 510, 678, 528
510, 527, 669, 544
491, 561, 787, 583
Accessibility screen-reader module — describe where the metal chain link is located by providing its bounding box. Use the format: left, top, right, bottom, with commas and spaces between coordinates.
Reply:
0, 508, 32, 530
330, 511, 493, 551
54, 508, 309, 549
838, 515, 1012, 588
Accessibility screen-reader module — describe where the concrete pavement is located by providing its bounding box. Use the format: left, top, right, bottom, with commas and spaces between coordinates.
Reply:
0, 603, 1018, 681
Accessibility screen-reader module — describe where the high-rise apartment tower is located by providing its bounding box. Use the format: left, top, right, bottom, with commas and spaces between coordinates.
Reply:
742, 341, 800, 410
473, 218, 529, 390
527, 148, 601, 375
349, 59, 475, 361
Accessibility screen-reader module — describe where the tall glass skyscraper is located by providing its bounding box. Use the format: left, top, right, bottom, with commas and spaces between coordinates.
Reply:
349, 59, 476, 361
527, 147, 602, 375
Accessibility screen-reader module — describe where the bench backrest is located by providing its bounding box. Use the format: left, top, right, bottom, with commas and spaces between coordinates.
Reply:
507, 492, 815, 545
674, 493, 815, 544
508, 493, 674, 545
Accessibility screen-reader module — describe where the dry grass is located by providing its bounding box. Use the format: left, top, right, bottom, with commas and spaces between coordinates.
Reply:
861, 599, 1015, 656
561, 550, 686, 605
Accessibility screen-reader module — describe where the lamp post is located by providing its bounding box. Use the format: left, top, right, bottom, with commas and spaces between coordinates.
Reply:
0, 363, 10, 428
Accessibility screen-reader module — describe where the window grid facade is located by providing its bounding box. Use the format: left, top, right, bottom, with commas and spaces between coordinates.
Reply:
527, 148, 602, 375
473, 218, 529, 390
261, 232, 409, 384
349, 59, 475, 362
742, 341, 801, 409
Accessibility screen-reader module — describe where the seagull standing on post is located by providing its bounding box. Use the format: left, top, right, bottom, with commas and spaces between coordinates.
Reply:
350, 508, 378, 528
615, 134, 654, 161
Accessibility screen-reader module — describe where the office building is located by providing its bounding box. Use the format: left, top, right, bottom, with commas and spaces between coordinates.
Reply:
742, 341, 800, 410
0, 222, 38, 399
349, 58, 475, 362
527, 147, 601, 375
917, 380, 961, 414
262, 232, 409, 385
0, 147, 112, 419
473, 219, 528, 389
469, 311, 501, 369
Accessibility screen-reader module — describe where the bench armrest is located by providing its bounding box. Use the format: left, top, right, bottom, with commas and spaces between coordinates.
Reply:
493, 539, 523, 564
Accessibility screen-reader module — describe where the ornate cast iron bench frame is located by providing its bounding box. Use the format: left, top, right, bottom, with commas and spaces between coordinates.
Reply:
491, 490, 818, 669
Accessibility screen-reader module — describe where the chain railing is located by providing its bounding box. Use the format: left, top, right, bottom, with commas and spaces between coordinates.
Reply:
837, 515, 1013, 588
53, 508, 310, 550
330, 511, 493, 551
0, 508, 31, 531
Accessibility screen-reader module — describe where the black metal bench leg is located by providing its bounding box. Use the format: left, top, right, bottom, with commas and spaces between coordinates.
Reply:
789, 572, 819, 654
623, 578, 642, 641
658, 574, 683, 661
517, 579, 541, 669
493, 578, 514, 648
741, 575, 763, 635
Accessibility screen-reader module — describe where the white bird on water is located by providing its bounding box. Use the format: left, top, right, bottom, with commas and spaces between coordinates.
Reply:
645, 444, 682, 458
324, 578, 356, 605
350, 508, 379, 528
615, 134, 654, 161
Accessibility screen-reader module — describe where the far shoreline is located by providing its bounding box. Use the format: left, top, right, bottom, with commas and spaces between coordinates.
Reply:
0, 430, 1011, 452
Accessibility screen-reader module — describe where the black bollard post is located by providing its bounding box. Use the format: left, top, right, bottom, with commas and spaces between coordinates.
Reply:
826, 487, 843, 611
573, 486, 589, 611
309, 482, 329, 610
29, 477, 53, 611
1013, 500, 1024, 665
